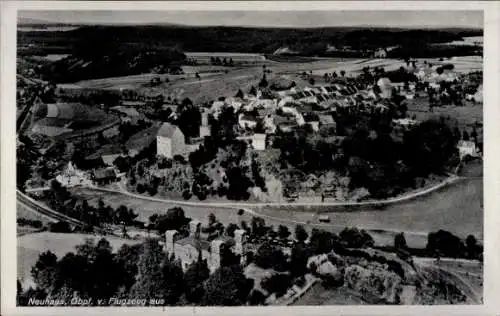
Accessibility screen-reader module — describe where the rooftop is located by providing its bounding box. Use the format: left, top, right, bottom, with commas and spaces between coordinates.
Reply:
157, 122, 181, 138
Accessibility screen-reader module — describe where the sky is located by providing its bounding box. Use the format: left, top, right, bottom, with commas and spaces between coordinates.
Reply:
18, 10, 483, 29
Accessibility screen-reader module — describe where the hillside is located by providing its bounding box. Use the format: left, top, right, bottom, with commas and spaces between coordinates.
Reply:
18, 25, 482, 57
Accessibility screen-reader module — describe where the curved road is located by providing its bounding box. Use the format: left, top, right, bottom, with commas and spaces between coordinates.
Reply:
80, 175, 469, 241
89, 175, 461, 209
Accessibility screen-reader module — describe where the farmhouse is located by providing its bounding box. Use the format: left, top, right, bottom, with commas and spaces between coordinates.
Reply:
238, 113, 259, 129
318, 114, 336, 134
251, 133, 267, 151
165, 220, 247, 272
457, 140, 479, 159
156, 123, 186, 158
92, 167, 118, 185
374, 48, 387, 58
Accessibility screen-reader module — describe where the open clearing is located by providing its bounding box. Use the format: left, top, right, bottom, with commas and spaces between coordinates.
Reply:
259, 178, 482, 244
292, 282, 366, 305
17, 232, 140, 288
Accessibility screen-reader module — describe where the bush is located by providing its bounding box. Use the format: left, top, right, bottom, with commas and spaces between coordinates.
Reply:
17, 218, 43, 228
182, 190, 192, 200
136, 183, 146, 194
147, 185, 158, 196
339, 227, 374, 248
237, 209, 245, 216
174, 155, 187, 164
49, 221, 72, 233
261, 273, 292, 297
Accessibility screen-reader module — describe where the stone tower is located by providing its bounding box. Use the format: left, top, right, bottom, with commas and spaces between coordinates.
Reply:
210, 239, 225, 272
165, 230, 179, 254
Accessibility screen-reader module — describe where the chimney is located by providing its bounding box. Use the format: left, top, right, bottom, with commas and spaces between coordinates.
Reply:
165, 230, 178, 254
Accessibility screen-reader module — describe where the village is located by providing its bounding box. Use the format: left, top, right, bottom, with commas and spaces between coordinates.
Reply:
26, 55, 484, 205
15, 14, 485, 308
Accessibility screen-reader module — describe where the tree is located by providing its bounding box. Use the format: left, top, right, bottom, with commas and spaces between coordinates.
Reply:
235, 89, 244, 99
426, 230, 466, 258
254, 242, 288, 271
116, 243, 142, 293
394, 232, 408, 250
225, 223, 239, 237
240, 220, 250, 233
340, 70, 346, 77
309, 77, 316, 85
259, 74, 268, 88
248, 289, 266, 306
184, 254, 210, 303
402, 118, 458, 177
31, 251, 58, 293
295, 225, 308, 242
463, 130, 470, 141
251, 216, 266, 237
278, 225, 291, 240
339, 227, 374, 248
202, 265, 253, 306
153, 207, 188, 234
309, 229, 339, 255
465, 234, 478, 259
130, 239, 167, 302
261, 273, 292, 298
161, 254, 185, 305
208, 213, 217, 227
249, 85, 257, 96
290, 242, 311, 277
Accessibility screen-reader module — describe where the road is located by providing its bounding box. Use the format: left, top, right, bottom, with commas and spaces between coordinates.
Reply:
87, 175, 461, 209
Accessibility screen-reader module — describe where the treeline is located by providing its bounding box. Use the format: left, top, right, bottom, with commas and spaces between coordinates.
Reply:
19, 25, 481, 58
37, 48, 186, 83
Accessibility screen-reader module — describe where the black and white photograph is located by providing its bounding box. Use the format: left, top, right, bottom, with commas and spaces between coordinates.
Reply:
2, 2, 499, 314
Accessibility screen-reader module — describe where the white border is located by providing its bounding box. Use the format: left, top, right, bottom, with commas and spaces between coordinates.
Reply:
2, 2, 499, 316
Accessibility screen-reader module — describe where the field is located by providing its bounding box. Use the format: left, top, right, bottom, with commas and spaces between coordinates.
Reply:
70, 187, 250, 228
292, 283, 366, 305
258, 178, 482, 245
407, 99, 483, 129
17, 202, 56, 224
17, 232, 141, 288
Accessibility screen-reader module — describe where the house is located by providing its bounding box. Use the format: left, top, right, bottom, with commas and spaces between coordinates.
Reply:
92, 167, 118, 185
156, 122, 186, 158
374, 48, 387, 58
302, 113, 320, 132
251, 133, 267, 151
274, 115, 297, 133
165, 220, 247, 272
318, 114, 336, 134
392, 118, 418, 128
238, 113, 259, 129
457, 140, 479, 159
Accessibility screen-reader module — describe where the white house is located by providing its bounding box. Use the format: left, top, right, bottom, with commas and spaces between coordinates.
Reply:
374, 48, 387, 58
238, 113, 259, 129
251, 133, 267, 151
156, 123, 186, 158
457, 140, 479, 159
